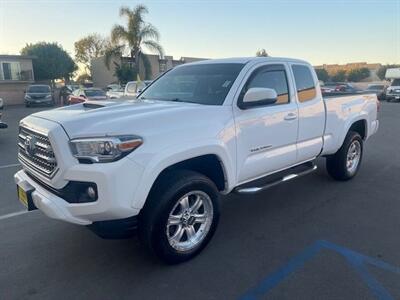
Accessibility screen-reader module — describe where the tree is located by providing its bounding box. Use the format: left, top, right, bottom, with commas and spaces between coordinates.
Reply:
74, 34, 107, 73
256, 49, 268, 57
315, 68, 329, 82
347, 68, 370, 82
377, 64, 400, 80
331, 70, 347, 82
114, 64, 137, 84
21, 42, 77, 82
105, 4, 164, 80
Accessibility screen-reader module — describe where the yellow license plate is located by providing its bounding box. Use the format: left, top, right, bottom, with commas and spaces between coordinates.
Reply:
18, 186, 28, 208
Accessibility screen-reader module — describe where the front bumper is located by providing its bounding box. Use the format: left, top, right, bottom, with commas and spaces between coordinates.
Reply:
14, 157, 144, 225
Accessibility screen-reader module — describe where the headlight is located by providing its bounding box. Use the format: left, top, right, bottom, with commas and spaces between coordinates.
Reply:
69, 135, 143, 163
45, 94, 52, 99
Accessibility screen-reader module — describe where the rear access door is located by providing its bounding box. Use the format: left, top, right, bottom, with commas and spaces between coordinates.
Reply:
289, 64, 325, 162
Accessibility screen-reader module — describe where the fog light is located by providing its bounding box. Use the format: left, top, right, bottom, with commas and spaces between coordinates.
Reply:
87, 186, 97, 200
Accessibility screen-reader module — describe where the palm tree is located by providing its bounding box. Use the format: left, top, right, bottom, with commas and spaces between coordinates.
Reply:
105, 5, 164, 79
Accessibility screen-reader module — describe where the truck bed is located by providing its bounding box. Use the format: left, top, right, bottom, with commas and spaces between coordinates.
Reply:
321, 93, 379, 156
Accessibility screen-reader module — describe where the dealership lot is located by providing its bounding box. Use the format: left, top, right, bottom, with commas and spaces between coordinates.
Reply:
0, 103, 399, 299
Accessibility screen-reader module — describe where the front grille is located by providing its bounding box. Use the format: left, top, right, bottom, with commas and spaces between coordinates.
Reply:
30, 95, 45, 99
18, 126, 58, 178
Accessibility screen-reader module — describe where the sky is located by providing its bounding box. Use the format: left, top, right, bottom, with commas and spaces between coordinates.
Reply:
0, 0, 399, 66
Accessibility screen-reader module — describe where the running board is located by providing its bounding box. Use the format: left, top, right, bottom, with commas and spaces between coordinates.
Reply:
234, 162, 317, 194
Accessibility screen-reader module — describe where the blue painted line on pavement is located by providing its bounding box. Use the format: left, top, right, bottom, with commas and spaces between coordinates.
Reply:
240, 240, 400, 300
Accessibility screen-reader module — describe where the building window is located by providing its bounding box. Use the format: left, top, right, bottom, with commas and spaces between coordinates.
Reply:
1, 62, 21, 80
159, 59, 167, 72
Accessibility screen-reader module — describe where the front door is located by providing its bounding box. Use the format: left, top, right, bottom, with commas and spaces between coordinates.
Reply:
234, 63, 299, 184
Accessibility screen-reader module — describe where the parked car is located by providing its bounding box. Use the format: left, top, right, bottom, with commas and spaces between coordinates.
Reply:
386, 79, 400, 102
0, 98, 4, 109
365, 84, 387, 100
320, 86, 335, 93
321, 82, 361, 94
334, 83, 361, 93
15, 57, 379, 264
24, 84, 55, 107
68, 88, 108, 104
106, 84, 125, 99
124, 80, 152, 97
321, 82, 340, 93
0, 112, 7, 129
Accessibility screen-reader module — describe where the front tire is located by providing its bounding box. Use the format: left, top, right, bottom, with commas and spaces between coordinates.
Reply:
326, 131, 363, 181
139, 170, 220, 264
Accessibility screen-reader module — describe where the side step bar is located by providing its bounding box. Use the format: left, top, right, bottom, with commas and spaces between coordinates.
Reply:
235, 162, 317, 194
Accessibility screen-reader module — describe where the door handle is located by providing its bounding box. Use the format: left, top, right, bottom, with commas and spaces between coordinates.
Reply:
284, 113, 297, 121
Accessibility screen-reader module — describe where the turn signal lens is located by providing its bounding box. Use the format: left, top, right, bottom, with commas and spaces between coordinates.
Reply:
117, 139, 143, 152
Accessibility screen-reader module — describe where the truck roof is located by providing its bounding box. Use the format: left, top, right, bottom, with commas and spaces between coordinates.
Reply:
186, 56, 310, 66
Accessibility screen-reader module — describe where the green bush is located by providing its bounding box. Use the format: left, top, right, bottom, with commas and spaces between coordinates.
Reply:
114, 64, 137, 85
347, 68, 370, 82
315, 69, 329, 82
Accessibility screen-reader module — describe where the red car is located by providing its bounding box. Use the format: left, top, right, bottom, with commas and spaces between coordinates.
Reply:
68, 88, 108, 104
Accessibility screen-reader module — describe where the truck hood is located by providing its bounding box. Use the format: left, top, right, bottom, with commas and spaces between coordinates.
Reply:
31, 100, 232, 139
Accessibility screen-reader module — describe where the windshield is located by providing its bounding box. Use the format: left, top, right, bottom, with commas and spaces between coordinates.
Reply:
391, 79, 400, 86
28, 85, 50, 93
85, 89, 106, 97
140, 63, 244, 105
108, 85, 122, 91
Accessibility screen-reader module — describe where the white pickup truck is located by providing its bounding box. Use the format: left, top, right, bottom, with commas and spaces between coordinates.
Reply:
14, 57, 379, 263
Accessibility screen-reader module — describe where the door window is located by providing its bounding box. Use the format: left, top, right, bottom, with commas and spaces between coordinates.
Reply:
292, 65, 317, 102
239, 64, 290, 106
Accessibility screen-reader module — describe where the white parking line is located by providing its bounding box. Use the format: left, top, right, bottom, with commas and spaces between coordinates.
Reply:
0, 163, 20, 170
0, 210, 29, 221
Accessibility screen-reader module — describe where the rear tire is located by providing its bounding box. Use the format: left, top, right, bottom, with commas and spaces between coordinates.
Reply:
139, 170, 220, 264
326, 131, 363, 181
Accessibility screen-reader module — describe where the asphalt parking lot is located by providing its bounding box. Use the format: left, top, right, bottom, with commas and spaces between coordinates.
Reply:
0, 103, 399, 300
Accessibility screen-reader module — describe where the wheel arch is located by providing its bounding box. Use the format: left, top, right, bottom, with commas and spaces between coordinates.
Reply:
348, 119, 367, 140
155, 154, 227, 192
131, 145, 235, 211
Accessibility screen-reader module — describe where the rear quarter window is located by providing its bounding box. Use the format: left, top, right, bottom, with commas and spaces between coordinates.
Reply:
292, 65, 317, 102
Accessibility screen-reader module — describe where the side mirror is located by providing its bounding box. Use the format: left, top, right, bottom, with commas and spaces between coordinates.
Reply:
241, 87, 278, 108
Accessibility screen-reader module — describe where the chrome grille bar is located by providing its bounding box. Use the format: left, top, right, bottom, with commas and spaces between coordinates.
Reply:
18, 125, 58, 178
